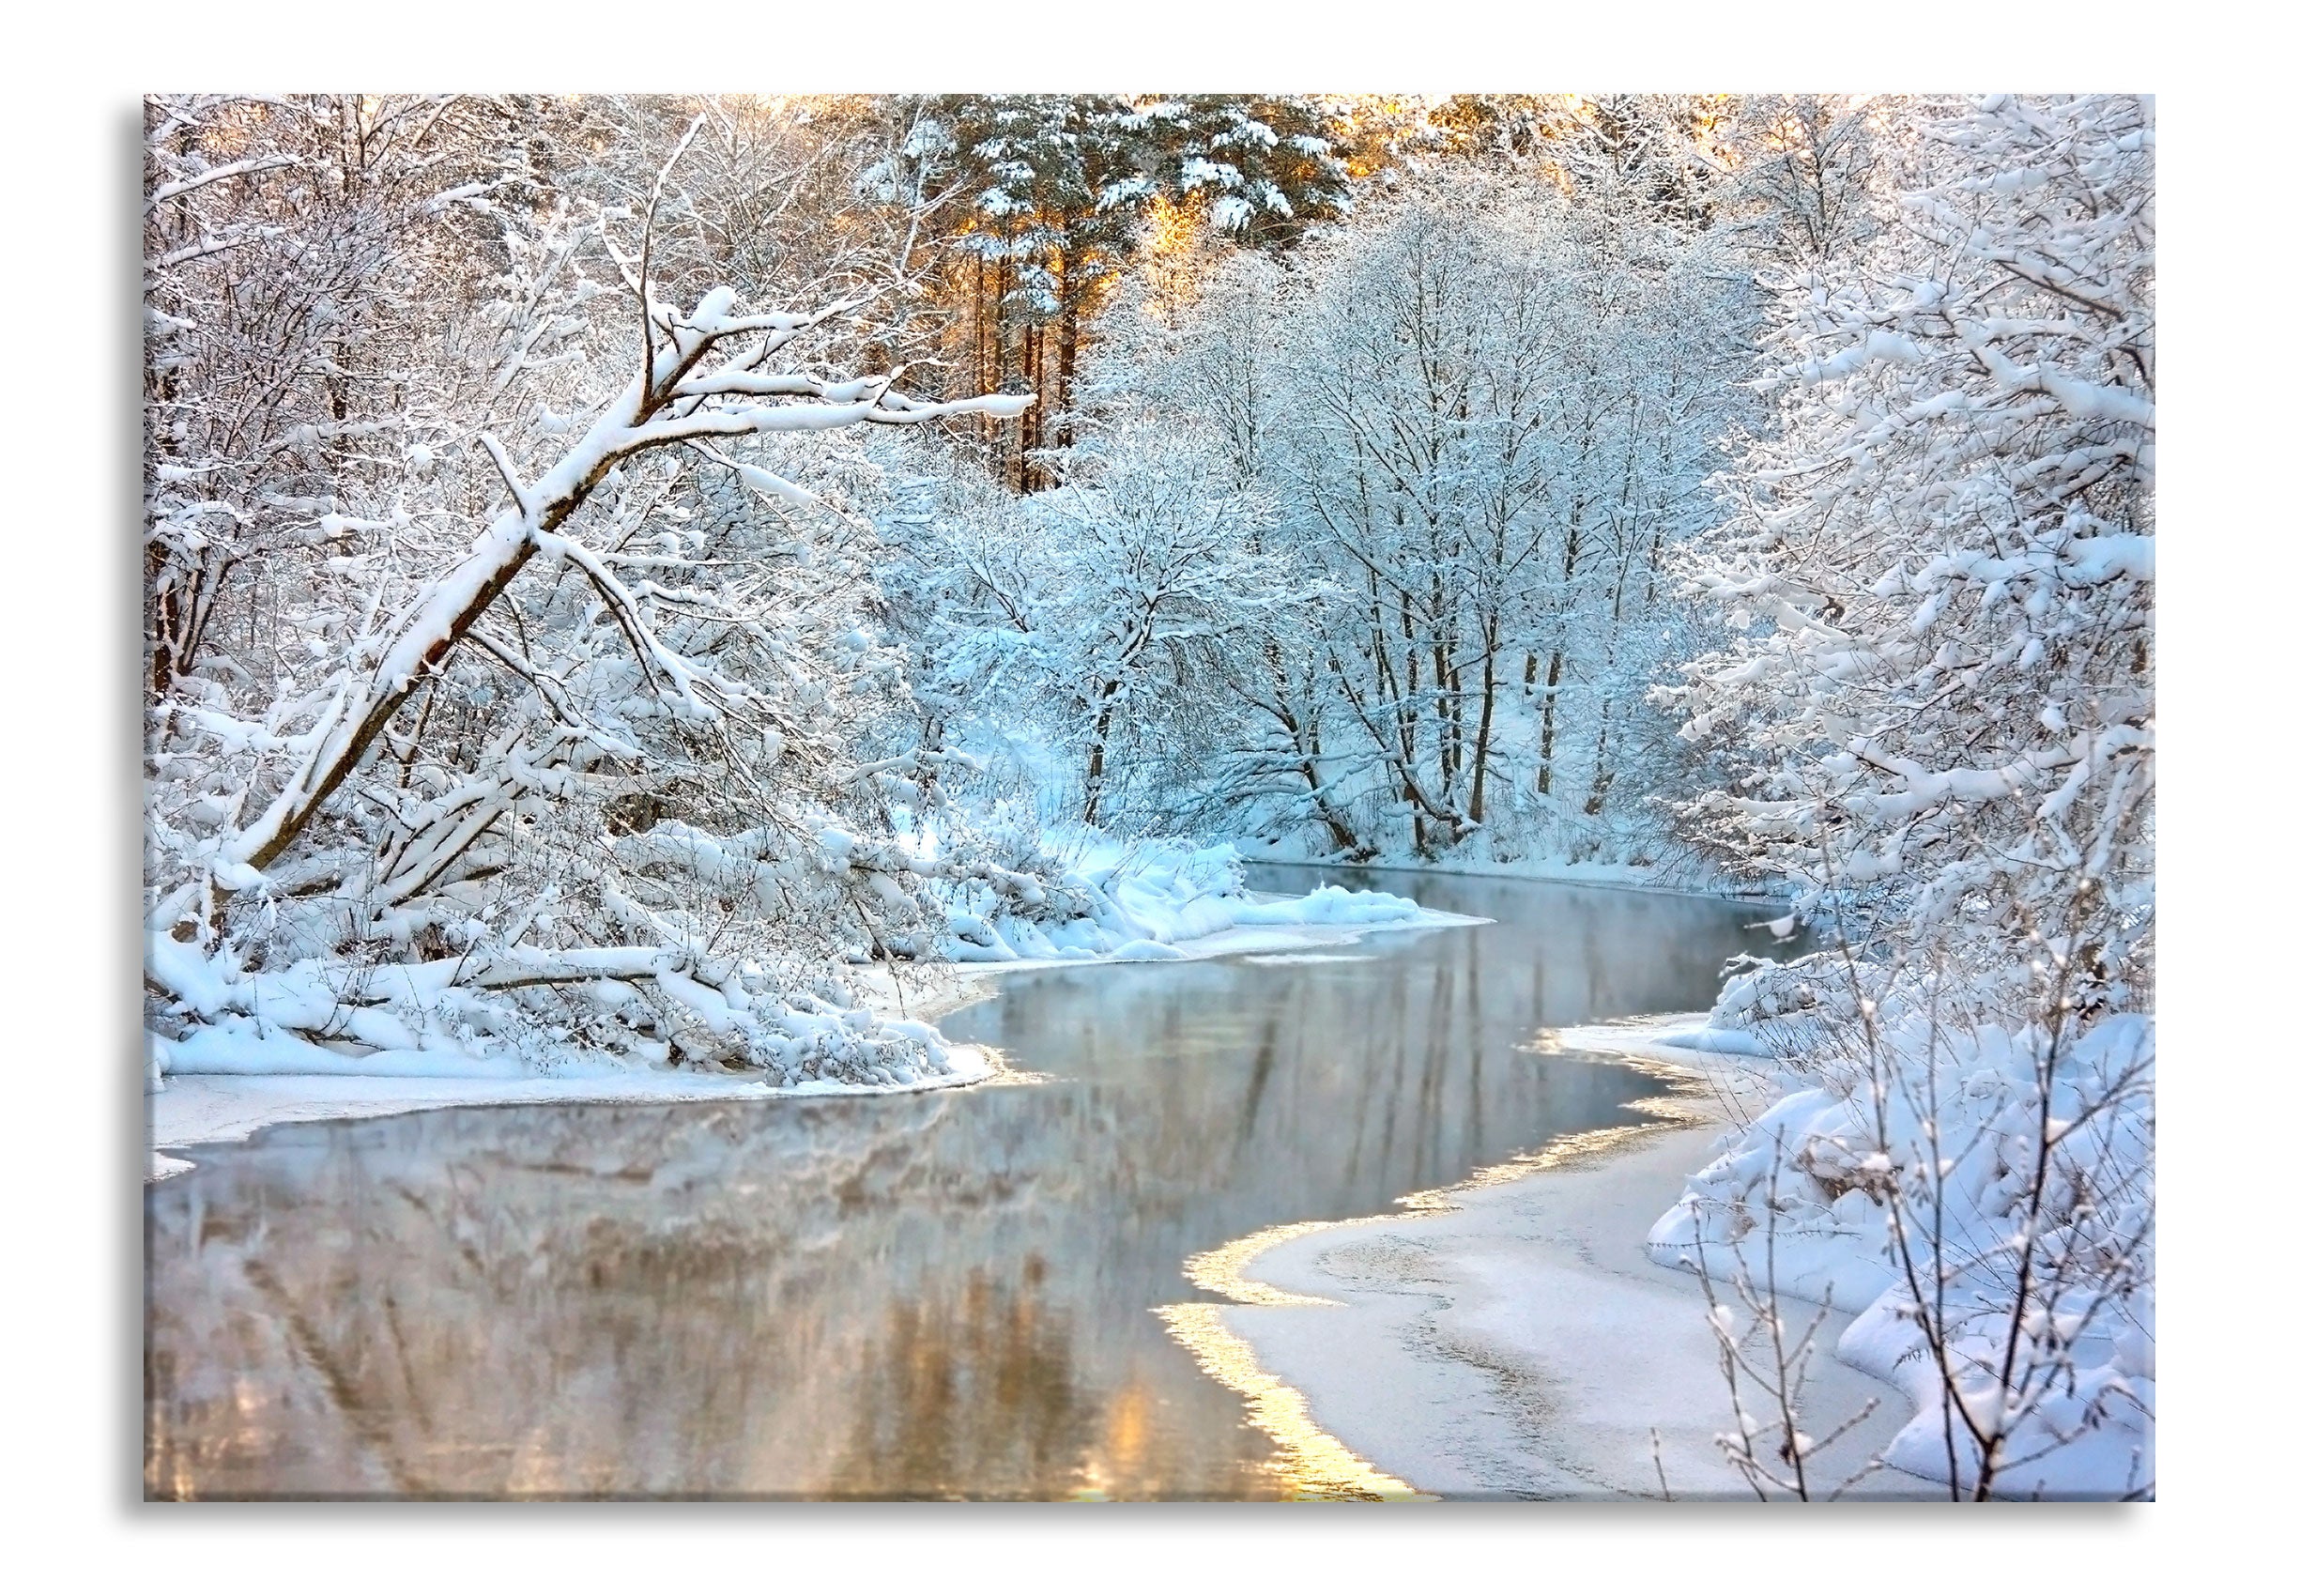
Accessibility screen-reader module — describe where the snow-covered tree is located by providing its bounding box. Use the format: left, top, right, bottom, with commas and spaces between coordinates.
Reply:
1057, 166, 1754, 865
145, 100, 1042, 1089
864, 95, 1353, 489
1655, 93, 2155, 1497
886, 419, 1299, 828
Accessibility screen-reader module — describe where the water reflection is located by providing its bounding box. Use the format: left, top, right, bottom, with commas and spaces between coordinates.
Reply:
146, 868, 1786, 1498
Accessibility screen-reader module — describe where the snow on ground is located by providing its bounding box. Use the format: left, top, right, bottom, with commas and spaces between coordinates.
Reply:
147, 1047, 999, 1179
148, 865, 1480, 1180
1234, 838, 1785, 903
966, 893, 1481, 975
1549, 1014, 1783, 1095
1563, 1010, 2154, 1499
941, 834, 1481, 962
1211, 1038, 1926, 1499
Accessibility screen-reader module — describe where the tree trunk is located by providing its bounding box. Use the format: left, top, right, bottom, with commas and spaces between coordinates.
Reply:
1266, 641, 1357, 854
1304, 747, 1357, 854
1081, 681, 1120, 825
1536, 648, 1564, 797
1585, 700, 1614, 816
242, 529, 545, 873
1054, 265, 1081, 454
1468, 618, 1499, 825
1433, 637, 1456, 791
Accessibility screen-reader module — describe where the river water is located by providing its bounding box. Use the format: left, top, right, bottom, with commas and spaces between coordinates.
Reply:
145, 866, 1787, 1499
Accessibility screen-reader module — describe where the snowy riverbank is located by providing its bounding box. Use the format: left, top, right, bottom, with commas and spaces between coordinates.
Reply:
1236, 839, 1788, 905
148, 875, 1480, 1179
1206, 1020, 1927, 1499
1211, 996, 2152, 1500
1615, 994, 2156, 1499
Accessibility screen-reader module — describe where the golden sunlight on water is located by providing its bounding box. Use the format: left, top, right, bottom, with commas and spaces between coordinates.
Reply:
1149, 1044, 1724, 1505
1152, 1303, 1425, 1502
1180, 1220, 1348, 1309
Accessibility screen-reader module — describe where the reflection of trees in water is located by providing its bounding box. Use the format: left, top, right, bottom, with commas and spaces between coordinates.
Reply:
149, 881, 1790, 1497
833, 1259, 1087, 1497
830, 1256, 1277, 1500
147, 1097, 1277, 1497
949, 926, 1675, 1205
146, 1037, 1586, 1497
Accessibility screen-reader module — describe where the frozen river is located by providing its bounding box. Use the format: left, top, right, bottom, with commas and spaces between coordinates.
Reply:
146, 866, 1787, 1499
